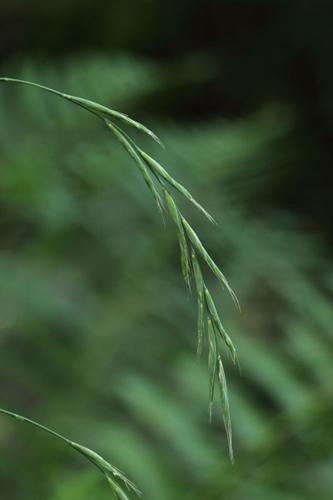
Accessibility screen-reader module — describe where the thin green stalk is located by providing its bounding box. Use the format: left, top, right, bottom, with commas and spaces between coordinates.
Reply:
0, 408, 68, 441
0, 408, 140, 500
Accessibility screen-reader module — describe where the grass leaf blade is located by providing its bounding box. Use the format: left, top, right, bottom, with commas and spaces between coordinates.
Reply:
140, 150, 215, 222
106, 120, 164, 214
163, 189, 191, 288
182, 218, 240, 309
204, 287, 237, 363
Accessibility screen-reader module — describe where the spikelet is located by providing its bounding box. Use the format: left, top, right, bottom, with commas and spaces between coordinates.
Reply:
191, 250, 205, 356
163, 189, 191, 289
217, 355, 234, 463
140, 150, 215, 223
182, 218, 240, 310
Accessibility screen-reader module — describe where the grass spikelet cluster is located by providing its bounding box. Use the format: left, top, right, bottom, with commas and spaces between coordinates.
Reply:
0, 77, 239, 477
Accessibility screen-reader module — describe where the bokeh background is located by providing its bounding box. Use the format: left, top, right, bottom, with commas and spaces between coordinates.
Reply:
0, 2, 333, 499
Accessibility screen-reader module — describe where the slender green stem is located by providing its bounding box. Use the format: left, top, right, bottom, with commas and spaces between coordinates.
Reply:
0, 77, 68, 99
0, 407, 71, 444
0, 77, 106, 123
0, 407, 139, 499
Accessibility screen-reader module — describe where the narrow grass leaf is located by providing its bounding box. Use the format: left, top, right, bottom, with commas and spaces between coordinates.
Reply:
191, 250, 205, 356
69, 441, 141, 497
105, 120, 164, 214
140, 150, 215, 223
106, 476, 134, 500
196, 297, 205, 357
204, 287, 237, 363
182, 218, 240, 309
68, 95, 163, 146
217, 355, 234, 464
163, 189, 191, 288
106, 119, 164, 188
207, 318, 218, 422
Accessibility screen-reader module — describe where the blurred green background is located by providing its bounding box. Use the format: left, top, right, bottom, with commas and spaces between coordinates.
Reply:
0, 2, 332, 499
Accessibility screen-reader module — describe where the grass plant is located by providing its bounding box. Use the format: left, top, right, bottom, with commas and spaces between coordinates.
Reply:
0, 77, 239, 495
